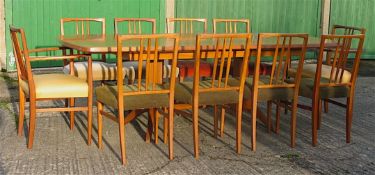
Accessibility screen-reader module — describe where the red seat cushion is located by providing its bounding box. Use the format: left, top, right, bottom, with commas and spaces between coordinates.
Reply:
247, 63, 273, 76
178, 61, 212, 79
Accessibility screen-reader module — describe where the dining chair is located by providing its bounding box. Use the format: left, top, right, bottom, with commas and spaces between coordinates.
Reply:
227, 33, 308, 150
10, 26, 93, 148
293, 34, 365, 146
166, 18, 211, 82
213, 19, 250, 34
114, 18, 179, 85
61, 18, 130, 81
167, 33, 252, 158
96, 34, 180, 165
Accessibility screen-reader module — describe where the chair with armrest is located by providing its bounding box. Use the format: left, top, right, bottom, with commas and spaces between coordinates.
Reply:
166, 18, 211, 82
10, 26, 93, 149
61, 18, 130, 81
96, 34, 179, 165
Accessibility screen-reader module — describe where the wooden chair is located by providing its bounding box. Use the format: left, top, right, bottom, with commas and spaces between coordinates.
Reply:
166, 18, 211, 82
10, 26, 93, 148
213, 19, 250, 34
227, 33, 308, 150
293, 34, 365, 146
96, 34, 180, 165
61, 18, 129, 81
170, 33, 252, 158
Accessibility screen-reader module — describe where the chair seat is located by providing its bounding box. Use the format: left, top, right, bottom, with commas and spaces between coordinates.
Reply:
95, 84, 170, 110
299, 78, 350, 99
231, 61, 273, 77
123, 61, 180, 82
174, 80, 239, 105
228, 77, 295, 102
63, 61, 132, 81
20, 74, 89, 99
178, 60, 212, 79
288, 64, 352, 83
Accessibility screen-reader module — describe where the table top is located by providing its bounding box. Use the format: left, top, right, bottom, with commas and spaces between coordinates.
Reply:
59, 34, 327, 53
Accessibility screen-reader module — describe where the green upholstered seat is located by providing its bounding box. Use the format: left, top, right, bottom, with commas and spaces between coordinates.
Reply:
95, 84, 170, 110
299, 78, 350, 99
228, 77, 295, 102
174, 80, 239, 105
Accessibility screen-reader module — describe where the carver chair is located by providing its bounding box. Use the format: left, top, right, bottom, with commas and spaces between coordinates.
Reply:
166, 18, 211, 82
293, 34, 365, 146
96, 34, 180, 165
226, 33, 308, 150
10, 26, 93, 148
169, 33, 252, 158
61, 18, 130, 81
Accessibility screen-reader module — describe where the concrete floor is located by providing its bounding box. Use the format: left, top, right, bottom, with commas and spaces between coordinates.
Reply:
0, 61, 374, 174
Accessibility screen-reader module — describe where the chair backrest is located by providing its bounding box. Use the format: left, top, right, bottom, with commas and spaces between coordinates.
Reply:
10, 26, 32, 85
331, 25, 366, 35
194, 33, 252, 95
254, 33, 308, 92
213, 19, 250, 34
166, 18, 207, 34
116, 34, 180, 103
60, 18, 106, 35
114, 18, 156, 34
316, 34, 365, 87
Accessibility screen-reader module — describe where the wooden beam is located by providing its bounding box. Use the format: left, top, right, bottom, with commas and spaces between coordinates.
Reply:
165, 0, 175, 33
321, 0, 331, 34
0, 0, 6, 70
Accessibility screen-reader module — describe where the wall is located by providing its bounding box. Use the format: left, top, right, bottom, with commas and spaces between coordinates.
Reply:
330, 0, 375, 59
5, 0, 166, 70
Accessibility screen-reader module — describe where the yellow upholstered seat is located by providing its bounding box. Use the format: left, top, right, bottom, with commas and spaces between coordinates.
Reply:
289, 64, 352, 83
20, 74, 89, 99
63, 62, 133, 81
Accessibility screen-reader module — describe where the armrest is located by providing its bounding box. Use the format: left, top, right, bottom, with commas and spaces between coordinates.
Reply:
30, 54, 90, 62
28, 47, 69, 54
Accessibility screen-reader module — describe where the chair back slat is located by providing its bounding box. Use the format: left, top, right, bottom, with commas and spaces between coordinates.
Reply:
166, 18, 207, 34
114, 18, 156, 34
61, 18, 106, 36
116, 34, 179, 99
256, 33, 308, 88
213, 19, 250, 34
318, 34, 365, 85
195, 33, 252, 93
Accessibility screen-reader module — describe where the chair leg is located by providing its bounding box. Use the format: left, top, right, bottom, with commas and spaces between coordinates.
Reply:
97, 101, 103, 149
275, 101, 281, 134
220, 106, 226, 137
312, 98, 319, 147
146, 109, 154, 143
163, 112, 169, 144
318, 99, 322, 130
18, 89, 25, 136
267, 101, 272, 133
324, 99, 329, 113
251, 101, 257, 151
213, 105, 218, 138
193, 102, 199, 158
290, 99, 298, 148
154, 109, 160, 144
236, 102, 243, 154
118, 108, 126, 165
27, 98, 36, 149
168, 106, 174, 160
87, 94, 93, 146
346, 97, 353, 143
69, 98, 75, 130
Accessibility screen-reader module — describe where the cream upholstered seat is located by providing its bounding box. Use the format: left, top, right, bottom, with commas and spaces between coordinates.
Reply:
63, 62, 133, 81
289, 64, 352, 83
19, 74, 89, 99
